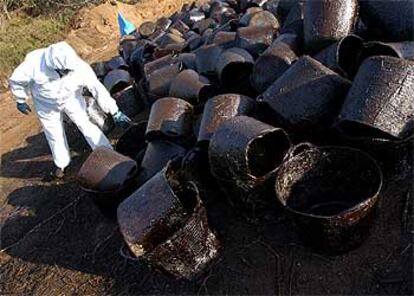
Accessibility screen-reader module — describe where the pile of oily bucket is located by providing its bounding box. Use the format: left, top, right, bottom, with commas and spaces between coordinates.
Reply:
77, 0, 413, 280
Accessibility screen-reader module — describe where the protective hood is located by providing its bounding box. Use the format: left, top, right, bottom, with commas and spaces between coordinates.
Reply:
44, 41, 79, 71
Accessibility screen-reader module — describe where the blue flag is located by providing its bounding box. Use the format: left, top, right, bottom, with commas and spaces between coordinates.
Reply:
118, 12, 136, 36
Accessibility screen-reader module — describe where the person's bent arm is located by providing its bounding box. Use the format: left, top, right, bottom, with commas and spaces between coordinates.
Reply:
9, 60, 32, 103
80, 61, 119, 115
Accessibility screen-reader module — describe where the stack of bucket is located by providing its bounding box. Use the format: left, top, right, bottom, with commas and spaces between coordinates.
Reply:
77, 0, 413, 279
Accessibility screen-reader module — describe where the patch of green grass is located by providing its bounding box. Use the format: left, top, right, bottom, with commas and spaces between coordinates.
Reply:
0, 14, 67, 89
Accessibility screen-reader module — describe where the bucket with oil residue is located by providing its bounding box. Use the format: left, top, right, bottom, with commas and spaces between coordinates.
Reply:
156, 17, 173, 32
209, 116, 291, 191
118, 161, 195, 258
170, 20, 190, 35
359, 41, 414, 63
143, 53, 195, 79
336, 56, 414, 140
169, 69, 217, 105
313, 34, 364, 78
177, 52, 197, 71
145, 62, 184, 101
120, 36, 139, 63
105, 56, 129, 72
384, 41, 414, 60
118, 161, 221, 279
210, 5, 237, 25
137, 141, 187, 186
251, 33, 299, 92
142, 54, 179, 78
239, 9, 280, 30
77, 147, 138, 193
212, 31, 237, 45
240, 0, 269, 10
197, 94, 256, 147
336, 129, 414, 183
77, 147, 138, 215
129, 41, 157, 78
236, 25, 275, 56
187, 10, 206, 26
145, 196, 221, 279
139, 21, 157, 38
275, 144, 383, 254
145, 97, 194, 143
209, 116, 291, 215
280, 1, 304, 40
155, 33, 187, 53
195, 44, 224, 76
303, 0, 358, 52
147, 28, 167, 43
359, 0, 414, 41
112, 85, 144, 118
193, 18, 218, 35
185, 31, 203, 50
259, 56, 351, 133
215, 47, 254, 89
200, 28, 215, 45
115, 121, 148, 161
103, 69, 131, 95
91, 62, 107, 79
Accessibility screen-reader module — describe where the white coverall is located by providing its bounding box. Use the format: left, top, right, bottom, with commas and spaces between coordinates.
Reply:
9, 41, 119, 169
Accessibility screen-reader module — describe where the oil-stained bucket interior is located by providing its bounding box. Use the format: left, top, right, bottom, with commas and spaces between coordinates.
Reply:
338, 36, 363, 76
165, 168, 198, 215
360, 43, 400, 62
247, 129, 290, 177
278, 148, 381, 216
222, 62, 253, 86
198, 85, 218, 103
337, 120, 398, 140
115, 122, 148, 160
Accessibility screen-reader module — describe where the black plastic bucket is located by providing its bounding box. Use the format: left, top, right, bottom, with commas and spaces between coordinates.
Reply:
275, 144, 383, 254
336, 56, 414, 140
197, 94, 256, 146
259, 56, 351, 132
304, 0, 358, 51
146, 97, 194, 143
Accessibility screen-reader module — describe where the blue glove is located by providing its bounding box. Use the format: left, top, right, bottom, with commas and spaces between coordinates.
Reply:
112, 111, 131, 128
17, 102, 32, 115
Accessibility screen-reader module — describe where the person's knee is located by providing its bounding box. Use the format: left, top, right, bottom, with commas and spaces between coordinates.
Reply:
75, 118, 97, 133
79, 120, 110, 144
43, 126, 65, 143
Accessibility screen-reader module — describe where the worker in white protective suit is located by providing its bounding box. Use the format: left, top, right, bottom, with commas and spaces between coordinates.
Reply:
9, 41, 131, 179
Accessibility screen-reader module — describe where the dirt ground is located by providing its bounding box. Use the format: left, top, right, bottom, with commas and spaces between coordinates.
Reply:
65, 0, 207, 63
0, 1, 413, 295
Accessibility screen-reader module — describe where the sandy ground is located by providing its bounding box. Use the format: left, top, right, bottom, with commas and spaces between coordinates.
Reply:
0, 1, 413, 295
66, 0, 205, 63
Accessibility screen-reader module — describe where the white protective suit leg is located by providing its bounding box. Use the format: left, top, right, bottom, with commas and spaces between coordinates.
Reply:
36, 104, 71, 169
63, 96, 113, 150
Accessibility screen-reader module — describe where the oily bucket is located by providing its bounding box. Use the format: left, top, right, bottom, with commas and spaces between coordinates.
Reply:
275, 144, 383, 254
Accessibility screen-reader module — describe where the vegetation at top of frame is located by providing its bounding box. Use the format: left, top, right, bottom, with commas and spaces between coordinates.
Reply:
2, 0, 139, 16
0, 14, 65, 83
0, 1, 139, 91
